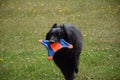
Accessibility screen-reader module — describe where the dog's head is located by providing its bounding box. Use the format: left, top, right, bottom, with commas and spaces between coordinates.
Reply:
46, 23, 66, 43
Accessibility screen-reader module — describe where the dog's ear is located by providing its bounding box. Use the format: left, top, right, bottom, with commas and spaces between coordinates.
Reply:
52, 23, 57, 28
61, 25, 71, 41
60, 24, 68, 37
60, 24, 66, 32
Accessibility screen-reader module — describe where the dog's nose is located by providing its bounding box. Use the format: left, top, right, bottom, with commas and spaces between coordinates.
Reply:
49, 40, 55, 43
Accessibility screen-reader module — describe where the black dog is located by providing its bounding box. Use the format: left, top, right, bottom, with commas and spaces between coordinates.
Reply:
46, 24, 82, 80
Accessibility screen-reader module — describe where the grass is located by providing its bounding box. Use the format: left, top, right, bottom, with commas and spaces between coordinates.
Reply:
0, 0, 120, 80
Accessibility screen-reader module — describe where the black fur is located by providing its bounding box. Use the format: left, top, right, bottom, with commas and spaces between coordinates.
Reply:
46, 24, 82, 80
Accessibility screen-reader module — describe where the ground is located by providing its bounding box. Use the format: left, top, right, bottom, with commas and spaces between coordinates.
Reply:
0, 0, 120, 80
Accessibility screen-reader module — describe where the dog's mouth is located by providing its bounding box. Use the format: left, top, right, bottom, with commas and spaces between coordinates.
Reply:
38, 39, 73, 61
49, 39, 59, 44
49, 40, 55, 44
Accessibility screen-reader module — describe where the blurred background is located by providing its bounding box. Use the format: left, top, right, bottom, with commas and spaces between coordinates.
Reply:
0, 0, 120, 80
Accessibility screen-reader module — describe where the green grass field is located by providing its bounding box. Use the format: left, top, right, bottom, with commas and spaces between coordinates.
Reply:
0, 0, 120, 80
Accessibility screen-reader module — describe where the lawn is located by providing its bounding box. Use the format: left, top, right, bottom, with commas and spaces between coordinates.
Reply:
0, 0, 120, 80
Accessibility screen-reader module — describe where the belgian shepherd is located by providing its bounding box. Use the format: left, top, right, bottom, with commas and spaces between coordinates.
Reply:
46, 23, 82, 80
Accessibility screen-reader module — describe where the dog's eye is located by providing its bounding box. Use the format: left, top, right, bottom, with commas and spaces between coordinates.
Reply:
51, 32, 56, 36
57, 32, 61, 36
